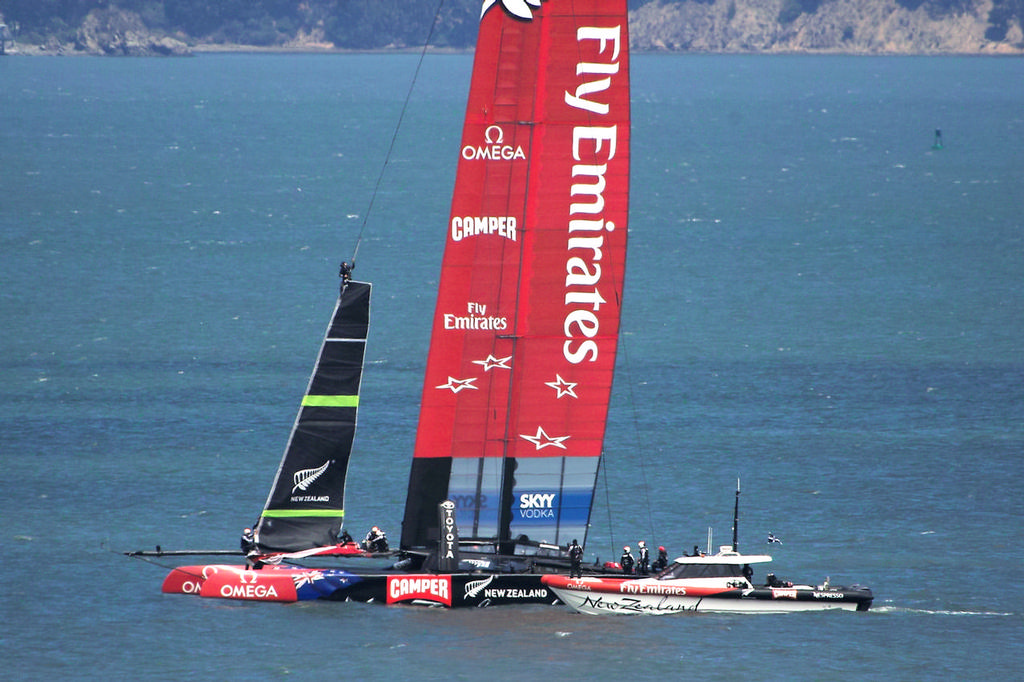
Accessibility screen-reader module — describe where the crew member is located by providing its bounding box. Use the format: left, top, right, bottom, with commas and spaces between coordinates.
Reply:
620, 546, 635, 575
569, 538, 584, 578
637, 540, 650, 576
339, 529, 354, 545
339, 261, 353, 284
241, 527, 263, 570
652, 545, 669, 572
364, 525, 388, 553
240, 527, 255, 554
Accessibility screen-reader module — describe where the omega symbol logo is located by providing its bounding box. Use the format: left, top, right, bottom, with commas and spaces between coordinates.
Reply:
484, 125, 504, 144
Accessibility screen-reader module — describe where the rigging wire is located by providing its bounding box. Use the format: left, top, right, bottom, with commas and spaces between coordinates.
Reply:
347, 0, 447, 269
617, 334, 658, 543
599, 324, 658, 564
600, 451, 617, 561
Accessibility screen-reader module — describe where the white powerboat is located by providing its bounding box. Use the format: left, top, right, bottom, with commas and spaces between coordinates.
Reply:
543, 546, 873, 614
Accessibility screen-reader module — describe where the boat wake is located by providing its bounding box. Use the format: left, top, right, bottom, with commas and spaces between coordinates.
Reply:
872, 605, 1015, 617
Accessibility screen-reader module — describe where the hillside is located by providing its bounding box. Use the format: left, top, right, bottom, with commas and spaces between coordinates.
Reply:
631, 0, 1023, 53
1, 0, 1021, 55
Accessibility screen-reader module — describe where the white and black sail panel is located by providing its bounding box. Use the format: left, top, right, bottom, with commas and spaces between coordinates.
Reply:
255, 281, 371, 552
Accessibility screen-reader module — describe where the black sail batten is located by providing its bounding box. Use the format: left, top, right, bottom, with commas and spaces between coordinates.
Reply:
254, 281, 371, 552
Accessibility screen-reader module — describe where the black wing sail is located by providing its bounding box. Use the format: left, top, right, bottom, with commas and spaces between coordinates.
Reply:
254, 281, 371, 552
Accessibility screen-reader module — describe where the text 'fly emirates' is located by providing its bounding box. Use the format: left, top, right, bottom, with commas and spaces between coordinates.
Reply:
562, 26, 622, 365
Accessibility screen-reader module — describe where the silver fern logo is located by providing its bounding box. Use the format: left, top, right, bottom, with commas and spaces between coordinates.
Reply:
481, 0, 544, 20
292, 461, 330, 493
464, 574, 496, 598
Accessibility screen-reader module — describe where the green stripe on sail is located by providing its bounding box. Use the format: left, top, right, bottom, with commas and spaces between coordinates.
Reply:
261, 509, 345, 518
301, 395, 359, 407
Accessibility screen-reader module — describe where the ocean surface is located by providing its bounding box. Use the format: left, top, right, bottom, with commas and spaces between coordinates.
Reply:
2, 52, 1022, 680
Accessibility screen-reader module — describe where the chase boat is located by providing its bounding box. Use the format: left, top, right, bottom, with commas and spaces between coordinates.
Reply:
543, 480, 873, 615
542, 546, 873, 614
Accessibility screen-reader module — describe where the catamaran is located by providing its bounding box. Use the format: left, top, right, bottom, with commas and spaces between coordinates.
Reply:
146, 0, 873, 612
155, 0, 632, 607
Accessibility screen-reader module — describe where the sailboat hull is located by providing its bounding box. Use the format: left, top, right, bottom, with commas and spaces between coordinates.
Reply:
163, 565, 563, 607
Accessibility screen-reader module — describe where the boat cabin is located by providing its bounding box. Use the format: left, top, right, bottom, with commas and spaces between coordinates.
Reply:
657, 548, 772, 581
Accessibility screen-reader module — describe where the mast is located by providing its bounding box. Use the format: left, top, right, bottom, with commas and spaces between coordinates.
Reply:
401, 0, 630, 554
732, 478, 741, 553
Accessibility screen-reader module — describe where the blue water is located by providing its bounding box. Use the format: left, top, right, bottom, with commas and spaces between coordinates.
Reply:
2, 53, 1022, 680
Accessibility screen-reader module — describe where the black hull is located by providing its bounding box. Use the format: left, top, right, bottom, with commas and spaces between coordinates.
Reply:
319, 551, 617, 607
744, 587, 874, 611
324, 572, 562, 608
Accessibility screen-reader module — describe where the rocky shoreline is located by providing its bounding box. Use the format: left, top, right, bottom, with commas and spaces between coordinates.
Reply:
630, 0, 1024, 55
3, 0, 1022, 56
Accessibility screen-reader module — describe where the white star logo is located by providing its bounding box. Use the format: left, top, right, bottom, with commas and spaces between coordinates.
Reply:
472, 354, 512, 371
520, 426, 570, 450
545, 374, 578, 399
436, 376, 479, 394
482, 0, 543, 20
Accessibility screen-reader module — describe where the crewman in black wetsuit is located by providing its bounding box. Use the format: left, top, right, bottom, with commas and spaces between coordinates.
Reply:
339, 261, 353, 287
241, 527, 263, 570
364, 525, 388, 552
240, 527, 255, 554
620, 546, 635, 575
569, 538, 584, 578
637, 540, 650, 576
652, 545, 669, 572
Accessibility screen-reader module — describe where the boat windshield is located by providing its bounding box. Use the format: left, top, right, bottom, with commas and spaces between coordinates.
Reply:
657, 562, 745, 580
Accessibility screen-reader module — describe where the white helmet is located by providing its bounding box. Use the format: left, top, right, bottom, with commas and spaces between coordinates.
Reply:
624, 546, 630, 552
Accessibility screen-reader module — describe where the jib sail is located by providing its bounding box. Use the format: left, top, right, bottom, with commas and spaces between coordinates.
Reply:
255, 281, 371, 552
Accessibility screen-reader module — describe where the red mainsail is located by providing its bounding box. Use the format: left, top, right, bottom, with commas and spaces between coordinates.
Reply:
402, 0, 629, 553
